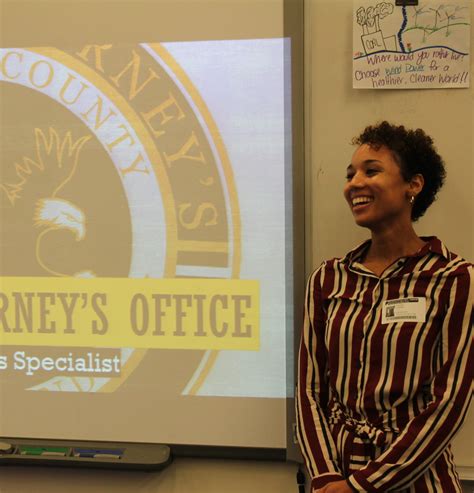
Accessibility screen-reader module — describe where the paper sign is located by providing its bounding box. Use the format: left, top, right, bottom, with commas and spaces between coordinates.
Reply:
353, 1, 471, 89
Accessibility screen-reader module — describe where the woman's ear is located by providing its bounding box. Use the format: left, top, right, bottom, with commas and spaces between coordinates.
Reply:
408, 173, 424, 198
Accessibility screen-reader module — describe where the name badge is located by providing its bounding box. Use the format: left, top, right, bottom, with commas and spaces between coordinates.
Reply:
382, 297, 426, 324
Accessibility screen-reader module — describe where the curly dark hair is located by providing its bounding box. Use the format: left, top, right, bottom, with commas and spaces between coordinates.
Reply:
352, 121, 446, 221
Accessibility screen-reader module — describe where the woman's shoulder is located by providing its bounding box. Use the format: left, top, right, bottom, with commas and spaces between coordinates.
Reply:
423, 236, 472, 274
307, 255, 355, 287
312, 240, 371, 273
309, 257, 343, 275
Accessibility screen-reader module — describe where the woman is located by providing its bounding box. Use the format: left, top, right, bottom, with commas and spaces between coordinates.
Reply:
296, 122, 473, 492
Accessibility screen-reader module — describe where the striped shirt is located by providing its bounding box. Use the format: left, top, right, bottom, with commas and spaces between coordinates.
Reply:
296, 237, 473, 492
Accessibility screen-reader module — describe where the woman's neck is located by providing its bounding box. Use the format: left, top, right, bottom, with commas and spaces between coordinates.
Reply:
365, 223, 425, 264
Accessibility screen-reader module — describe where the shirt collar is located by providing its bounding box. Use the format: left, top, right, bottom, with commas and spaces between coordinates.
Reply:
342, 236, 451, 265
342, 240, 370, 265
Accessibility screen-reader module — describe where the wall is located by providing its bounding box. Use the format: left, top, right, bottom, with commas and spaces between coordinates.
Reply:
306, 1, 472, 268
305, 0, 473, 481
0, 459, 300, 493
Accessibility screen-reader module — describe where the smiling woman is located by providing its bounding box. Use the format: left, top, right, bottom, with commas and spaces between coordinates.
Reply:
343, 144, 424, 240
351, 121, 446, 222
296, 122, 473, 493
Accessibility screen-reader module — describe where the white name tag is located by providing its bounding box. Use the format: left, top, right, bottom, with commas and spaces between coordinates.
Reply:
382, 297, 426, 324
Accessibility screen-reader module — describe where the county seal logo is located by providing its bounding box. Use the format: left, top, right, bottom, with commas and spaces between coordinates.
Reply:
0, 43, 240, 395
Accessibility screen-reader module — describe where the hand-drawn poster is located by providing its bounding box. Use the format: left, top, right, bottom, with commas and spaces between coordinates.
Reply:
353, 1, 471, 89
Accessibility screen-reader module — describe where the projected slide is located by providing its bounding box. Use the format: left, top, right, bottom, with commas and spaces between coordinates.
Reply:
0, 39, 292, 446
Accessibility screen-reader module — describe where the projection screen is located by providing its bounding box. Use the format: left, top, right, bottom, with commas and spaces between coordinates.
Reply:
0, 0, 302, 451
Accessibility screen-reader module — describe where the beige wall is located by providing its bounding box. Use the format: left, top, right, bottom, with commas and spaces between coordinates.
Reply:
0, 458, 300, 493
305, 0, 473, 480
305, 0, 473, 269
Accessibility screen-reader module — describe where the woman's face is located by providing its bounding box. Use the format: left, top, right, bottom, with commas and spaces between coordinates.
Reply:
343, 144, 414, 230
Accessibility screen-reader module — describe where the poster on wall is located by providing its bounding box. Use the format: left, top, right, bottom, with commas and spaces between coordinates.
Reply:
353, 0, 471, 89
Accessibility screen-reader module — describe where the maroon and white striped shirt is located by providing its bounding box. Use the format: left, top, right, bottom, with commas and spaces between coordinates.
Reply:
296, 237, 473, 492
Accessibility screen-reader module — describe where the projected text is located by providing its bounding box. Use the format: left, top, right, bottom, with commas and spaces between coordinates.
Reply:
0, 277, 259, 350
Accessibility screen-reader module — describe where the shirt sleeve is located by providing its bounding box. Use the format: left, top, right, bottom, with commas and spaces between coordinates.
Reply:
296, 263, 345, 490
347, 266, 474, 492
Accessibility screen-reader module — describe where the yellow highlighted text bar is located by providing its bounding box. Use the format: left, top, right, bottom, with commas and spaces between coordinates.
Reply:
0, 277, 259, 351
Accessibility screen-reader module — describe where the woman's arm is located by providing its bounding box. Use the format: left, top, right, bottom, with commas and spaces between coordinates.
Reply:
346, 266, 473, 492
296, 263, 345, 490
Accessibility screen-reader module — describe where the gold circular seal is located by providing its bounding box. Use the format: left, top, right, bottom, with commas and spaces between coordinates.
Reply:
0, 43, 240, 395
